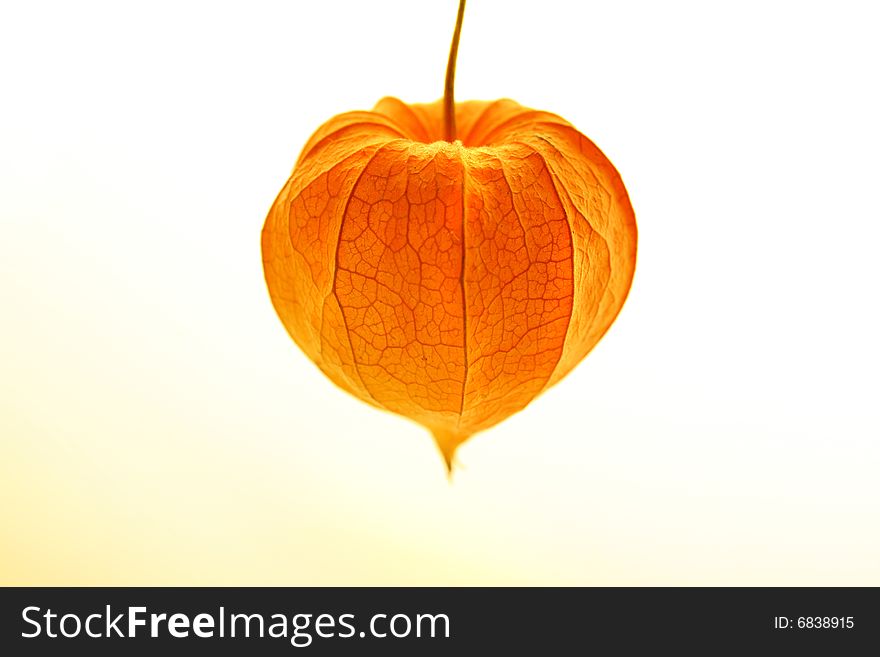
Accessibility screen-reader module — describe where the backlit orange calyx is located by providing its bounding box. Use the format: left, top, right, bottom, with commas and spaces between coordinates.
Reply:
262, 96, 637, 468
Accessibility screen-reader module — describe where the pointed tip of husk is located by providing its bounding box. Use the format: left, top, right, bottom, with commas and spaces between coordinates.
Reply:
442, 451, 455, 481
431, 428, 469, 479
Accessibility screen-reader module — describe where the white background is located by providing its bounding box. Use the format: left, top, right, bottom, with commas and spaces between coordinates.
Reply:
1, 0, 878, 584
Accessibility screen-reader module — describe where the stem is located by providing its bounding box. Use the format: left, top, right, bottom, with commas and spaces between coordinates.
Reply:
444, 0, 466, 142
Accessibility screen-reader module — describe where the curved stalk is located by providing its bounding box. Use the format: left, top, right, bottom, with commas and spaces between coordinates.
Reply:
443, 0, 466, 142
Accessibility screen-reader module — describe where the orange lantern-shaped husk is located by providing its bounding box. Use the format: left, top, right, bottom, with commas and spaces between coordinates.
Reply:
262, 96, 637, 469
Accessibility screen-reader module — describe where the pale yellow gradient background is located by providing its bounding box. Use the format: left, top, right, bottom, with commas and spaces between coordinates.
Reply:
2, 0, 879, 585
